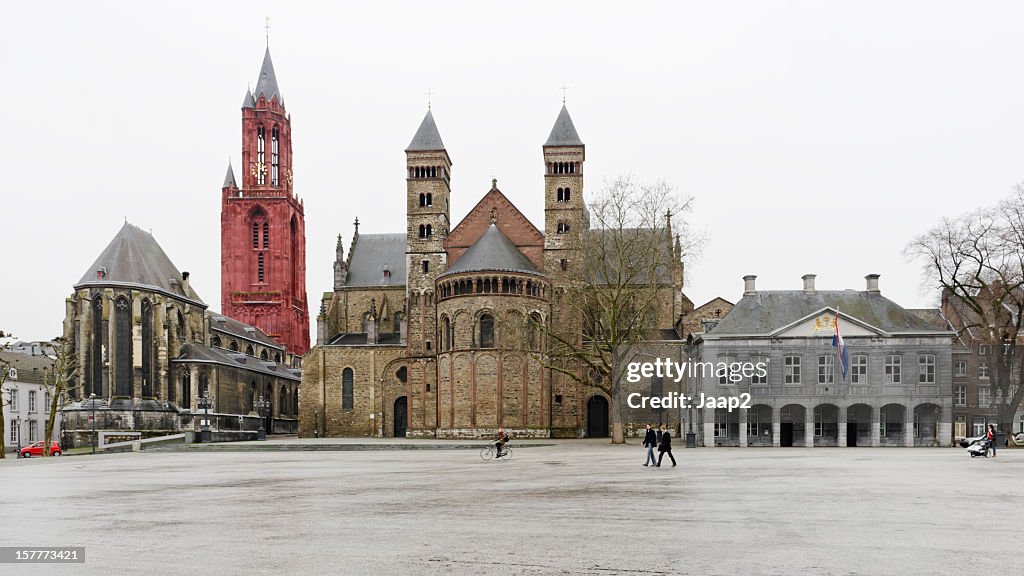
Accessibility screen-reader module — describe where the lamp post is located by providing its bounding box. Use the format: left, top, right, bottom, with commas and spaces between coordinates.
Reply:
197, 392, 214, 443
89, 393, 97, 455
255, 396, 270, 441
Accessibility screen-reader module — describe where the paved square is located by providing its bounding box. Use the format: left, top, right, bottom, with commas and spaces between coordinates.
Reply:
1, 442, 1020, 575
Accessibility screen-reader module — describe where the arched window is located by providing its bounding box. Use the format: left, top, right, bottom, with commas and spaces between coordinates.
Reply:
479, 314, 494, 349
419, 193, 426, 207
246, 344, 255, 357
260, 349, 269, 360
91, 295, 103, 398
557, 188, 564, 202
256, 125, 266, 185
274, 352, 281, 363
342, 368, 354, 410
263, 222, 269, 248
397, 366, 408, 383
250, 382, 257, 413
529, 313, 542, 351
564, 187, 571, 202
394, 312, 403, 334
419, 224, 425, 238
271, 126, 280, 186
114, 296, 132, 398
557, 222, 570, 234
211, 335, 221, 348
426, 193, 432, 205
141, 299, 153, 399
181, 371, 191, 409
230, 340, 239, 352
442, 316, 451, 351
426, 224, 432, 237
279, 386, 287, 416
199, 371, 209, 398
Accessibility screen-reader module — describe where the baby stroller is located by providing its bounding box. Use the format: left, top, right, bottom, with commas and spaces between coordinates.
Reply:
967, 438, 993, 458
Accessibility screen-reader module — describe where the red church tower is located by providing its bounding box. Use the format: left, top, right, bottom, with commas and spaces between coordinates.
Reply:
221, 46, 310, 356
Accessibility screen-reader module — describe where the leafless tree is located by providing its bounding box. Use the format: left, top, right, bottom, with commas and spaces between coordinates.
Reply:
908, 187, 1024, 435
42, 337, 78, 456
541, 175, 702, 443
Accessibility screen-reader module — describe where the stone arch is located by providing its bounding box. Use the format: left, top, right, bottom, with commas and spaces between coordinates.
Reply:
913, 402, 942, 446
779, 403, 807, 447
880, 403, 907, 446
813, 403, 840, 446
748, 404, 773, 446
586, 394, 610, 438
113, 295, 132, 399
846, 403, 872, 447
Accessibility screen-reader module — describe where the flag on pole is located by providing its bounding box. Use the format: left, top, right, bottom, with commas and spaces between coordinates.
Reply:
832, 310, 849, 381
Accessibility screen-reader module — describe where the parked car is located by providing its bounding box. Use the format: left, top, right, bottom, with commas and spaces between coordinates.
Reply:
19, 441, 61, 457
958, 434, 985, 448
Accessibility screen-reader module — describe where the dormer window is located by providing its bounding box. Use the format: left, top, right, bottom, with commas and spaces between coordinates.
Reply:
383, 266, 392, 280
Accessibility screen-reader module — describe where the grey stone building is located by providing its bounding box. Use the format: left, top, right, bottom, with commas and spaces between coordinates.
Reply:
1, 351, 59, 454
60, 223, 301, 445
691, 274, 954, 447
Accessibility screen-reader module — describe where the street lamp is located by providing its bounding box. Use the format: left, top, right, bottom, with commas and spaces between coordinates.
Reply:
197, 392, 214, 443
255, 396, 271, 441
89, 393, 97, 455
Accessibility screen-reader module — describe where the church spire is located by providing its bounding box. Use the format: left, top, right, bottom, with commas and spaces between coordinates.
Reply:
254, 47, 282, 104
223, 160, 237, 189
544, 103, 583, 147
406, 109, 446, 152
242, 87, 255, 109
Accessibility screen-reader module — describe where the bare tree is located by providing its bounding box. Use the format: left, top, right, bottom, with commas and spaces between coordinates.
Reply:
42, 337, 78, 456
908, 187, 1024, 436
0, 330, 14, 459
541, 175, 702, 443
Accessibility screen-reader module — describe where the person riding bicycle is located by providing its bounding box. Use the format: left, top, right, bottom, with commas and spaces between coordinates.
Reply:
494, 427, 510, 457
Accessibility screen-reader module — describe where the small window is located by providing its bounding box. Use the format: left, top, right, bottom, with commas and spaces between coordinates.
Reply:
979, 362, 989, 379
563, 187, 570, 201
426, 341, 432, 351
979, 386, 992, 407
419, 224, 425, 238
979, 344, 989, 355
342, 368, 354, 411
557, 222, 570, 234
426, 193, 432, 206
479, 314, 495, 348
818, 355, 834, 384
422, 260, 429, 274
396, 366, 408, 383
954, 360, 968, 377
784, 355, 801, 384
426, 224, 432, 237
884, 354, 901, 384
919, 354, 936, 384
555, 394, 563, 404
955, 385, 967, 406
559, 259, 568, 271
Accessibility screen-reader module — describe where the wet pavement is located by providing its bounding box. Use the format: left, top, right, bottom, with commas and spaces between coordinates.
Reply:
1, 441, 1020, 575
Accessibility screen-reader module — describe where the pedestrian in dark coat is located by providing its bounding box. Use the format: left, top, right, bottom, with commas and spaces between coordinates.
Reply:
642, 424, 657, 466
656, 424, 676, 467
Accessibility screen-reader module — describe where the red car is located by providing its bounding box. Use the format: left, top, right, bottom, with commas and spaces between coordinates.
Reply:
19, 441, 61, 457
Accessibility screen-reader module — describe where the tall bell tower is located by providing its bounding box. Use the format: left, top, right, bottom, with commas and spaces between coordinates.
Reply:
221, 46, 310, 356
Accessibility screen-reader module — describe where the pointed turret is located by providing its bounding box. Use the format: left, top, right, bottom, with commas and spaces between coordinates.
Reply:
242, 87, 255, 109
406, 110, 446, 152
254, 47, 282, 103
223, 161, 237, 189
544, 104, 583, 147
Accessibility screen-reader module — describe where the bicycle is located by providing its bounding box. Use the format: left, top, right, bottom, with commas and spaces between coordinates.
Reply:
480, 443, 513, 461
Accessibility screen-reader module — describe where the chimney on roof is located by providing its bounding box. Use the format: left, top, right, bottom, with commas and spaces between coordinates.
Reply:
802, 274, 816, 294
182, 271, 190, 294
743, 275, 757, 295
865, 273, 880, 294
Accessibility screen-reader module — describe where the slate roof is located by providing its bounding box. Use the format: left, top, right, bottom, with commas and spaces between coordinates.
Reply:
326, 333, 403, 346
242, 87, 255, 109
173, 343, 300, 380
75, 222, 204, 304
707, 291, 954, 337
440, 224, 539, 277
208, 313, 282, 350
345, 233, 407, 287
582, 228, 674, 285
0, 351, 53, 384
544, 104, 583, 147
254, 47, 282, 103
908, 308, 950, 331
406, 110, 445, 152
223, 162, 237, 188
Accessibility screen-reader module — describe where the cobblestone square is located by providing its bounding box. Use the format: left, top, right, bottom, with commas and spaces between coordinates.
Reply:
1, 441, 1020, 575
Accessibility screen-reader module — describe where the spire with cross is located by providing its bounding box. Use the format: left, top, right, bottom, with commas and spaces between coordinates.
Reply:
264, 16, 271, 47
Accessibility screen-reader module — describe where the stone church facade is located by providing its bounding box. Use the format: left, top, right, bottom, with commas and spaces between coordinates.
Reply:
302, 106, 691, 439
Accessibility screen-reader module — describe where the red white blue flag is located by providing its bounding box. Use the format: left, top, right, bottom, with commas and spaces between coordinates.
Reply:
832, 310, 849, 381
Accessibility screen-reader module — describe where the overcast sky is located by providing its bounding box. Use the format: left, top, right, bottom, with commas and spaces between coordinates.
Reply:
4, 2, 1024, 342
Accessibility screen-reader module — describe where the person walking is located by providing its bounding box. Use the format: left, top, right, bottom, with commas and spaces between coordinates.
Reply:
656, 424, 676, 467
987, 424, 997, 457
642, 424, 657, 466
